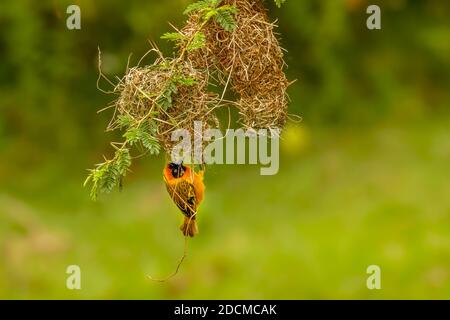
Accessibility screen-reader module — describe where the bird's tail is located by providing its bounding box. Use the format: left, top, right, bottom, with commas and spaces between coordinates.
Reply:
180, 216, 198, 237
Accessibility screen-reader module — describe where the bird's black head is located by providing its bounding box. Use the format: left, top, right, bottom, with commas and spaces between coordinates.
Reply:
168, 162, 186, 178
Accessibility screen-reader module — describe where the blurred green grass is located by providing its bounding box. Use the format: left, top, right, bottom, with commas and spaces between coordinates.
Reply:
1, 118, 449, 299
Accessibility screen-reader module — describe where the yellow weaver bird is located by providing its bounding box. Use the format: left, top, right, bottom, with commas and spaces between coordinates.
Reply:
163, 162, 205, 237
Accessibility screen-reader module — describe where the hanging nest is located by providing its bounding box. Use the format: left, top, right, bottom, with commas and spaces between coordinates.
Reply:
183, 0, 290, 130
107, 0, 291, 158
111, 55, 220, 155
86, 0, 294, 203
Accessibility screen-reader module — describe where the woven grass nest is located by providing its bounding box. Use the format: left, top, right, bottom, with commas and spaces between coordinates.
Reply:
184, 0, 290, 130
109, 0, 291, 156
111, 57, 220, 152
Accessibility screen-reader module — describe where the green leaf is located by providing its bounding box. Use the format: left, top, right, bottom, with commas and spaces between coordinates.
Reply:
214, 7, 237, 32
139, 132, 160, 155
175, 76, 198, 86
123, 121, 160, 156
184, 0, 221, 15
187, 32, 206, 51
218, 4, 237, 13
116, 114, 134, 129
157, 80, 178, 110
137, 121, 161, 155
161, 32, 186, 42
274, 0, 286, 8
84, 148, 131, 201
183, 1, 237, 32
203, 9, 218, 21
123, 127, 141, 145
115, 148, 132, 177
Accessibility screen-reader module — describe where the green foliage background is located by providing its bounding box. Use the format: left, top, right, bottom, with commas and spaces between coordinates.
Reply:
0, 0, 449, 299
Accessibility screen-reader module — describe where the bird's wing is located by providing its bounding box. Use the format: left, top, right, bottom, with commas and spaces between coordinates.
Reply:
166, 179, 197, 218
